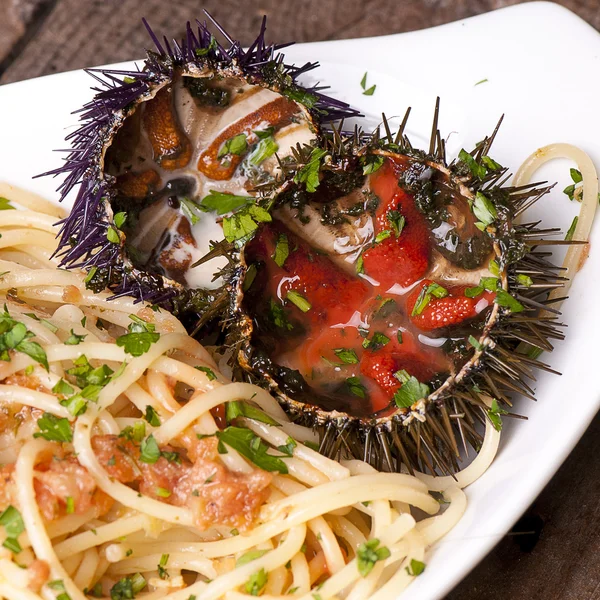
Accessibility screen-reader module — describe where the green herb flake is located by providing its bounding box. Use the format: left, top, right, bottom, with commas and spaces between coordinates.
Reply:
195, 365, 217, 381
216, 427, 288, 473
356, 254, 365, 275
472, 192, 497, 227
249, 136, 279, 166
107, 227, 120, 244
286, 290, 311, 312
474, 78, 488, 86
482, 155, 502, 171
362, 332, 390, 352
387, 210, 406, 237
34, 413, 73, 443
223, 203, 272, 245
199, 190, 253, 215
218, 133, 248, 158
179, 197, 202, 226
0, 505, 24, 553
516, 274, 533, 287
346, 376, 366, 399
144, 405, 161, 427
139, 434, 161, 464
273, 233, 290, 268
357, 538, 391, 577
374, 229, 392, 244
363, 84, 376, 96
236, 549, 268, 567
116, 316, 160, 357
360, 72, 368, 90
363, 155, 384, 175
405, 558, 426, 576
269, 299, 293, 331
245, 568, 268, 596
333, 348, 359, 364
294, 148, 327, 193
458, 149, 487, 180
277, 437, 297, 457
570, 168, 583, 183
468, 335, 483, 351
64, 329, 87, 345
393, 375, 430, 408
52, 379, 74, 397
494, 289, 524, 313
225, 400, 280, 426
114, 212, 127, 229
66, 496, 75, 514
109, 573, 146, 600
565, 216, 578, 241
0, 198, 15, 210
487, 398, 509, 432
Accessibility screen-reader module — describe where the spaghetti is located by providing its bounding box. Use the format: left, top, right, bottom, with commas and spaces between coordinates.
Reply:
0, 192, 472, 600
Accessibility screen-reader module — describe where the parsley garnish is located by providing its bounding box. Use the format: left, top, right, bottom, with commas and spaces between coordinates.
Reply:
218, 133, 248, 158
387, 210, 405, 237
362, 332, 390, 352
356, 254, 365, 275
195, 365, 217, 381
64, 329, 87, 345
52, 379, 74, 396
110, 573, 146, 600
116, 315, 160, 357
487, 399, 509, 431
66, 496, 75, 514
495, 289, 524, 313
405, 558, 426, 576
0, 307, 48, 370
411, 282, 448, 316
269, 299, 293, 331
363, 155, 384, 175
393, 370, 430, 408
249, 136, 279, 166
0, 198, 15, 210
139, 434, 160, 464
357, 539, 391, 577
273, 233, 289, 267
144, 405, 160, 427
458, 149, 486, 180
119, 421, 146, 443
346, 376, 366, 398
179, 197, 202, 225
226, 400, 280, 425
472, 192, 497, 229
374, 229, 392, 244
216, 427, 288, 473
245, 568, 268, 596
277, 437, 297, 457
199, 190, 253, 215
236, 549, 269, 567
107, 227, 120, 244
223, 203, 272, 246
468, 335, 483, 351
286, 290, 311, 312
114, 212, 127, 229
333, 348, 359, 364
565, 216, 578, 241
294, 148, 327, 193
360, 72, 376, 95
0, 505, 24, 554
34, 413, 73, 443
516, 274, 533, 287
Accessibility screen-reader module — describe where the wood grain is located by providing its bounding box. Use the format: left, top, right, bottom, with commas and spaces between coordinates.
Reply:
0, 1, 599, 598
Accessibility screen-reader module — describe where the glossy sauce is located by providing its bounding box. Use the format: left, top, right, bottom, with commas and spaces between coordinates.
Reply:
243, 158, 496, 417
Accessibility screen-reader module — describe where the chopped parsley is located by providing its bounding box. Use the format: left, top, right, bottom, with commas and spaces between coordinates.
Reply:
487, 398, 509, 431
355, 254, 365, 275
294, 148, 327, 193
269, 299, 293, 331
387, 210, 405, 237
66, 496, 75, 514
393, 370, 430, 408
345, 376, 366, 398
218, 133, 248, 158
516, 274, 533, 287
114, 212, 127, 229
286, 290, 311, 312
474, 78, 488, 86
0, 306, 48, 370
34, 413, 73, 443
411, 282, 449, 316
333, 348, 359, 364
196, 365, 217, 381
458, 149, 486, 180
0, 505, 24, 554
199, 190, 253, 215
216, 427, 288, 473
245, 568, 268, 596
472, 192, 497, 228
52, 379, 74, 397
374, 229, 392, 244
225, 400, 280, 426
109, 573, 146, 600
107, 227, 120, 244
362, 332, 390, 351
119, 421, 146, 443
405, 558, 426, 576
223, 203, 272, 246
180, 196, 202, 226
144, 405, 161, 427
357, 538, 391, 577
363, 155, 384, 175
116, 315, 160, 357
249, 136, 279, 166
360, 73, 376, 96
0, 198, 15, 210
139, 434, 160, 464
468, 335, 483, 351
495, 289, 524, 313
64, 329, 87, 345
236, 549, 269, 567
565, 216, 578, 241
273, 233, 290, 267
277, 437, 297, 457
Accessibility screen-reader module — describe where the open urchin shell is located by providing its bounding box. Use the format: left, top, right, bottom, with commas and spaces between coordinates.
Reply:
231, 103, 567, 475
42, 12, 360, 311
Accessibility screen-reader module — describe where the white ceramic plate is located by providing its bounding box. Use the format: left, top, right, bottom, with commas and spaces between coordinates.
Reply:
0, 2, 598, 598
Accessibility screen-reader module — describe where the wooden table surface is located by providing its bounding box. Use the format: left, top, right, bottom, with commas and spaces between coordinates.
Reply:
1, 0, 599, 598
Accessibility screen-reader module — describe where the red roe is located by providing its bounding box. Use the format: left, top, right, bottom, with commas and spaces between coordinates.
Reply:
243, 158, 496, 418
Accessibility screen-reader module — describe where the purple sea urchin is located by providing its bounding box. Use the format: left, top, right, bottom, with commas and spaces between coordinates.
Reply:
41, 12, 359, 308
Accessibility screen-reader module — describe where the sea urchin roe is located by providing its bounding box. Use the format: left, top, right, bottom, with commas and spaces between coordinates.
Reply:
241, 155, 499, 418
92, 434, 272, 530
